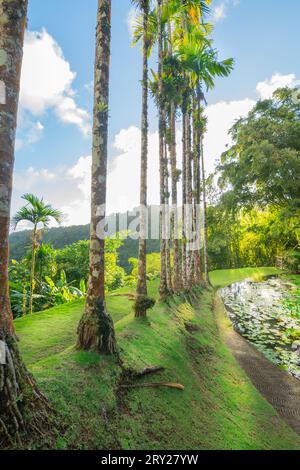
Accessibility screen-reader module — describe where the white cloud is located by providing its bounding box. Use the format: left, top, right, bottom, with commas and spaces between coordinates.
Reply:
19, 30, 91, 136
108, 127, 159, 213
68, 155, 92, 201
55, 97, 91, 136
12, 162, 91, 228
204, 98, 255, 173
213, 3, 227, 22
15, 119, 44, 151
14, 167, 55, 192
108, 126, 185, 214
256, 73, 297, 100
212, 0, 240, 23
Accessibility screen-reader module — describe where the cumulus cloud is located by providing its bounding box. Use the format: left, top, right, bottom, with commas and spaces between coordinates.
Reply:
108, 127, 160, 213
12, 162, 91, 229
15, 118, 44, 151
256, 73, 297, 100
203, 98, 255, 173
68, 155, 92, 198
212, 0, 240, 23
19, 30, 91, 136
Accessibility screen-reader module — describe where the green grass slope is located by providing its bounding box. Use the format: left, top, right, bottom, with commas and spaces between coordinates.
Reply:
15, 269, 300, 450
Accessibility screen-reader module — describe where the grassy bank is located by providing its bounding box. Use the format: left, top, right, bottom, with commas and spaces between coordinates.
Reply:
15, 269, 300, 450
210, 267, 281, 288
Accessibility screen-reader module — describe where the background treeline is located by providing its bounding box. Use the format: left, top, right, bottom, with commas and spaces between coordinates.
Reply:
209, 87, 300, 273
9, 209, 161, 272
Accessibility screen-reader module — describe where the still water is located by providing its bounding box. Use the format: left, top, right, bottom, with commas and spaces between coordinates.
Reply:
220, 277, 300, 380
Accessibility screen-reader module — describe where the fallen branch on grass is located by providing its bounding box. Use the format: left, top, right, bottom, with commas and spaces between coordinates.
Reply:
120, 382, 185, 391
107, 293, 135, 300
135, 366, 165, 377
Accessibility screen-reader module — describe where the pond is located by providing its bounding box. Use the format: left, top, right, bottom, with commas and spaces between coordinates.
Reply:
220, 277, 300, 380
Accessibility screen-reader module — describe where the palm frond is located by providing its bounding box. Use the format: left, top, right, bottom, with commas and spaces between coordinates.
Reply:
12, 193, 63, 230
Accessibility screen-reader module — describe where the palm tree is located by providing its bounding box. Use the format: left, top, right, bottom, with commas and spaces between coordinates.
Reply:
169, 1, 207, 290
13, 194, 62, 314
132, 0, 152, 318
141, 0, 232, 291
181, 87, 191, 290
192, 90, 203, 284
0, 0, 52, 447
200, 133, 209, 281
164, 18, 183, 293
157, 0, 168, 299
77, 0, 117, 354
179, 43, 234, 283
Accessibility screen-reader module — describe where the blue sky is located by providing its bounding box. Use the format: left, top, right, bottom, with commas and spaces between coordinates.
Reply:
12, 0, 300, 226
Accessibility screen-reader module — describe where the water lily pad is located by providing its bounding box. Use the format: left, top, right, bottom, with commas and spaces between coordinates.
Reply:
221, 277, 300, 381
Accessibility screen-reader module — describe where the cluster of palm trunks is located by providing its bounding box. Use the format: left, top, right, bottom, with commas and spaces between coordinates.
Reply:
134, 0, 232, 315
0, 0, 232, 447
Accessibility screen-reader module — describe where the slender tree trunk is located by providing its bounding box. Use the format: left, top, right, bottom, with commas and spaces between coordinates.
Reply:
167, 18, 181, 293
77, 0, 117, 354
186, 109, 194, 287
181, 110, 188, 290
193, 95, 203, 285
158, 0, 168, 300
169, 104, 182, 292
29, 225, 37, 314
164, 139, 172, 292
0, 0, 53, 448
200, 137, 209, 284
164, 17, 172, 294
135, 2, 150, 318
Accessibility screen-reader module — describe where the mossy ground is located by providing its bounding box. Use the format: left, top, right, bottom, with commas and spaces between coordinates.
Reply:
15, 268, 300, 450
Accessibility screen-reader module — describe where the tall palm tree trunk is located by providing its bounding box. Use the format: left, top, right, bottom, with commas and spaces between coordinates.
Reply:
169, 103, 182, 292
77, 0, 117, 354
135, 1, 150, 318
158, 0, 168, 300
167, 18, 181, 293
186, 108, 194, 286
0, 0, 52, 448
193, 95, 203, 285
181, 110, 188, 290
29, 225, 37, 314
200, 137, 209, 284
164, 138, 172, 292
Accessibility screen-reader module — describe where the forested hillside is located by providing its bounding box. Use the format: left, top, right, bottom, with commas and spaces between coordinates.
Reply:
9, 209, 160, 272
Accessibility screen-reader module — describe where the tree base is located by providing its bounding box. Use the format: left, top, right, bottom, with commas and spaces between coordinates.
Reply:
134, 295, 155, 319
0, 333, 55, 449
77, 298, 117, 354
159, 287, 171, 303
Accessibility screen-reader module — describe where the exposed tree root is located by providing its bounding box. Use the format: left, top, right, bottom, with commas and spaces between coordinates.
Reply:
119, 382, 185, 391
135, 366, 165, 377
0, 334, 56, 449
